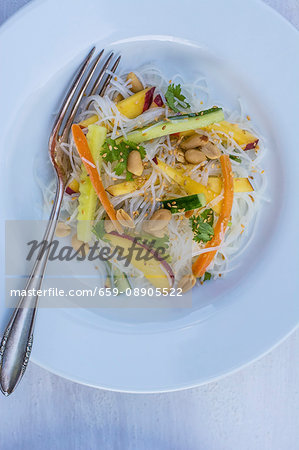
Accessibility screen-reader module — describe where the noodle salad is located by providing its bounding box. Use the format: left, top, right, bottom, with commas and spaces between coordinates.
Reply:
42, 65, 266, 294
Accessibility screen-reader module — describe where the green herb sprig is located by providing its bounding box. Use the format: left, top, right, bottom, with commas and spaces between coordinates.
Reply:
190, 208, 214, 244
141, 232, 169, 250
229, 155, 241, 163
92, 220, 108, 241
101, 138, 146, 181
203, 272, 212, 282
165, 83, 190, 113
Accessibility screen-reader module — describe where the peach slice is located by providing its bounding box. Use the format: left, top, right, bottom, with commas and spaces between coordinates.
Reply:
116, 87, 155, 119
105, 232, 174, 289
203, 121, 259, 150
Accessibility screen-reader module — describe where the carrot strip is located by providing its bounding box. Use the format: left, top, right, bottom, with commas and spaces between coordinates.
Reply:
72, 124, 122, 233
192, 154, 234, 278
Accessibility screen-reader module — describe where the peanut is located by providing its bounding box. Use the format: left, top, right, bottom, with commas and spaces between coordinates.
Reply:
143, 209, 172, 233
184, 149, 206, 165
178, 274, 196, 293
127, 150, 144, 176
201, 142, 221, 160
126, 72, 144, 93
180, 133, 209, 150
55, 222, 71, 238
143, 223, 168, 238
116, 209, 135, 229
176, 149, 185, 163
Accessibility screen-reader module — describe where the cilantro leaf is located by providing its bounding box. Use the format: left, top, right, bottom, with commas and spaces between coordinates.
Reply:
140, 232, 170, 250
229, 155, 241, 163
200, 209, 214, 224
92, 220, 107, 242
101, 139, 146, 179
203, 272, 212, 281
190, 208, 214, 244
126, 171, 133, 181
165, 83, 191, 113
140, 232, 171, 262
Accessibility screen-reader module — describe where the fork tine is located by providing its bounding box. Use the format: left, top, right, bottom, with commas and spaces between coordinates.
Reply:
59, 49, 105, 139
89, 52, 114, 97
52, 46, 95, 137
98, 55, 121, 96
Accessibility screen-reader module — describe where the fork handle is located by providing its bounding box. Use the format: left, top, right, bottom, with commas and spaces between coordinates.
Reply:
0, 177, 65, 396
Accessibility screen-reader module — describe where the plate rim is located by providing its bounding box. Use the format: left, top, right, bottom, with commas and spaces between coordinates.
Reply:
1, 0, 299, 392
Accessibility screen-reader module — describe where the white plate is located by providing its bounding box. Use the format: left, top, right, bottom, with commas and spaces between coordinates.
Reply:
0, 0, 298, 392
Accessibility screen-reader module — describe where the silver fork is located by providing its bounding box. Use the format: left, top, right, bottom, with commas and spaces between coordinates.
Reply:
0, 47, 121, 396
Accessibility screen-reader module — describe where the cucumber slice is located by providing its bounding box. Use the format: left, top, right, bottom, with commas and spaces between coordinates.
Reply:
113, 268, 131, 293
77, 125, 107, 242
106, 262, 131, 294
161, 193, 206, 214
116, 107, 224, 145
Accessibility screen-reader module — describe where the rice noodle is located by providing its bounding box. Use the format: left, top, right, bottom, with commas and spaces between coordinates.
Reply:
35, 63, 267, 289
